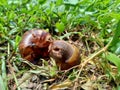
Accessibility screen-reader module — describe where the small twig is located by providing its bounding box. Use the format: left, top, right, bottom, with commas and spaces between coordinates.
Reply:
75, 39, 112, 80
40, 78, 56, 83
85, 40, 90, 54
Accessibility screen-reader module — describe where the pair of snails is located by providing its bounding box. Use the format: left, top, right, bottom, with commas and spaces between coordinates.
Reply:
19, 29, 80, 70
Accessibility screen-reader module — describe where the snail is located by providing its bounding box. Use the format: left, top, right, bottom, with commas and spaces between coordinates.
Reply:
19, 29, 52, 63
49, 40, 80, 70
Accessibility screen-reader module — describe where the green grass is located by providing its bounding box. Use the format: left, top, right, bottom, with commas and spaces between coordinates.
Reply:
1, 0, 120, 89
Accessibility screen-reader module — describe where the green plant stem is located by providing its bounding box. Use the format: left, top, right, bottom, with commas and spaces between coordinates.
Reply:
1, 58, 8, 90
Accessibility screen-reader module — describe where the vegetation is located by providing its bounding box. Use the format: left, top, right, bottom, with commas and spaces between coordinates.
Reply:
0, 0, 120, 89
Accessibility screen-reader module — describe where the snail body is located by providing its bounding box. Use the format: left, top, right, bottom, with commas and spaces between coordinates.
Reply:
19, 29, 52, 63
49, 40, 80, 70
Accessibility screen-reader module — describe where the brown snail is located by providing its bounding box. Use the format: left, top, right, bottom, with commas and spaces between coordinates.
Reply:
19, 29, 53, 63
49, 40, 80, 70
